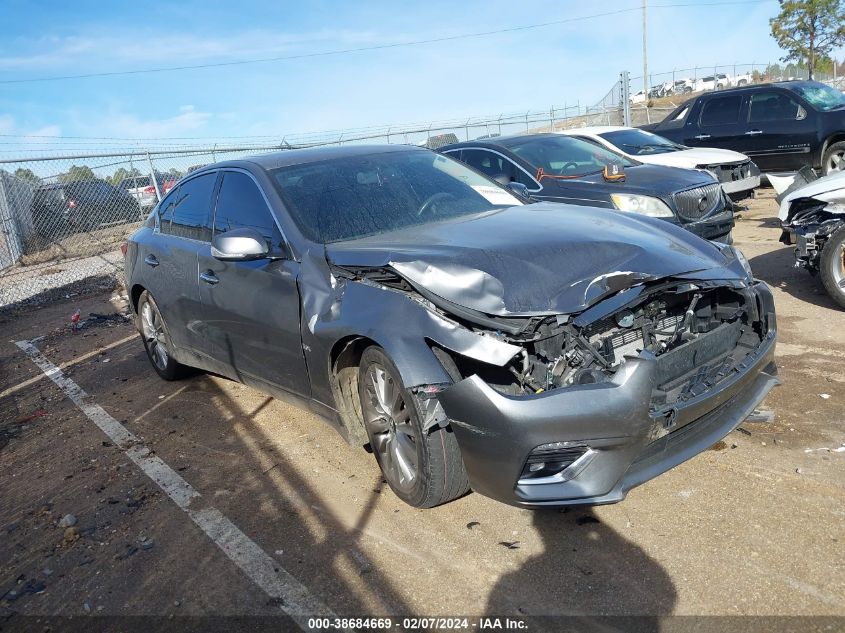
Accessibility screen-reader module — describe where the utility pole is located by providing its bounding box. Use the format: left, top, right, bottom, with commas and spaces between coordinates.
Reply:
642, 0, 649, 97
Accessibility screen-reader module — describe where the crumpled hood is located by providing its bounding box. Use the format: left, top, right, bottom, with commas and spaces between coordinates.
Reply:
326, 202, 745, 316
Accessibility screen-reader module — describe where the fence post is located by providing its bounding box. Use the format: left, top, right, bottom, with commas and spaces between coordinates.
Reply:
146, 152, 162, 204
621, 71, 631, 126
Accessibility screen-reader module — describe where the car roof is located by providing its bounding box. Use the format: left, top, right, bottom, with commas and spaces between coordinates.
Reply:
681, 79, 822, 97
190, 144, 427, 175
440, 132, 564, 152
559, 126, 629, 136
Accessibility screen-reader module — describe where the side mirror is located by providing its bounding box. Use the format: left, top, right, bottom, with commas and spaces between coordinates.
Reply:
211, 227, 269, 261
506, 181, 531, 199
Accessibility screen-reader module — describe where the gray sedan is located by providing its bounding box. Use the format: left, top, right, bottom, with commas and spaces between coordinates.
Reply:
124, 145, 778, 508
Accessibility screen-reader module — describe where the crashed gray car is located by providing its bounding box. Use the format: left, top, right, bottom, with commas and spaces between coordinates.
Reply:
124, 145, 779, 508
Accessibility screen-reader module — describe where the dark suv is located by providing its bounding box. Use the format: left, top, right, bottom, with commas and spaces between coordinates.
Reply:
440, 134, 735, 242
31, 179, 141, 241
642, 80, 845, 175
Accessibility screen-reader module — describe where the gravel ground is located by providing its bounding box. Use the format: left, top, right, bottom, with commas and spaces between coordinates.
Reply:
0, 189, 842, 630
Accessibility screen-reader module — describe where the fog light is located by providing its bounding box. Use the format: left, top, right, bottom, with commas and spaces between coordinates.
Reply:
518, 442, 595, 485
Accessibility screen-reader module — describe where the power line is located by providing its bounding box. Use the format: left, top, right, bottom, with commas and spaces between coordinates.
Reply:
0, 0, 771, 85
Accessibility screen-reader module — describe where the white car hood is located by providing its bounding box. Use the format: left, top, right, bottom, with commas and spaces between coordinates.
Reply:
778, 170, 845, 221
636, 147, 750, 169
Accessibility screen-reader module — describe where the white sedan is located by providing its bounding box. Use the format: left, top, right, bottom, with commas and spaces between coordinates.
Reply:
558, 125, 761, 201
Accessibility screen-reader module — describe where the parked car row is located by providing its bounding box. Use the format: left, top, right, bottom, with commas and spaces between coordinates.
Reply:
635, 72, 753, 102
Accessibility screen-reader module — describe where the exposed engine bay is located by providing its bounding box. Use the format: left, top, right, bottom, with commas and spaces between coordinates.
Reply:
780, 200, 845, 274
335, 265, 765, 410
773, 167, 845, 308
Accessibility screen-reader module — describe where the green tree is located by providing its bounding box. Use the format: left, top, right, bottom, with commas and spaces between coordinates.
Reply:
13, 167, 41, 184
770, 0, 845, 80
58, 164, 97, 183
109, 166, 142, 185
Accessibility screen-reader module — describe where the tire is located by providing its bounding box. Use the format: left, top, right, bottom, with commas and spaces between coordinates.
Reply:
357, 346, 469, 508
822, 141, 845, 176
820, 226, 845, 309
137, 290, 190, 380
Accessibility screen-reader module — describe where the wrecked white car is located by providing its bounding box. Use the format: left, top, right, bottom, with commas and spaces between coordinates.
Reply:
774, 168, 845, 308
124, 145, 778, 508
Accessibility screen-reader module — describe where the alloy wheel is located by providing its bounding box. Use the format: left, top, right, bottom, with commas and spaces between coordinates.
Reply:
141, 300, 169, 371
361, 363, 419, 493
834, 241, 845, 291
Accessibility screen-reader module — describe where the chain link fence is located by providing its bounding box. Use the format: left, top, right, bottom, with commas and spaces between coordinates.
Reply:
0, 81, 626, 311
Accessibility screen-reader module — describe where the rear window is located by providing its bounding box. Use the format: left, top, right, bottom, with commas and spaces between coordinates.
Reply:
271, 150, 521, 244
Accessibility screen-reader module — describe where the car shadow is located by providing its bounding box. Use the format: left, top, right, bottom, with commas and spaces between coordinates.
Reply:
485, 508, 676, 626
748, 246, 841, 310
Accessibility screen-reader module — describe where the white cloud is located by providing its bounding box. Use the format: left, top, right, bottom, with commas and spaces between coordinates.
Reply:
0, 29, 386, 71
92, 105, 212, 138
0, 114, 61, 140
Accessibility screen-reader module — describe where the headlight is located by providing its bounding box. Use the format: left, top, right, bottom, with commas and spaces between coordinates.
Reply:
732, 246, 754, 279
610, 193, 674, 218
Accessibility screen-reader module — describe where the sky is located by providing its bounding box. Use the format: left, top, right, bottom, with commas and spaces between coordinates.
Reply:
0, 0, 833, 152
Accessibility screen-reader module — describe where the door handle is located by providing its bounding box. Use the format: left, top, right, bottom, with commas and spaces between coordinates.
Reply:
144, 254, 159, 267
745, 130, 763, 136
694, 134, 711, 140
199, 270, 219, 285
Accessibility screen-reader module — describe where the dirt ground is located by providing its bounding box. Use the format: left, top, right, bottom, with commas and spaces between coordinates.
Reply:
0, 189, 843, 629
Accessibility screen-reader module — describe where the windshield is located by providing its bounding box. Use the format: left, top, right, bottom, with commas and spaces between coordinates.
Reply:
502, 135, 634, 178
599, 128, 683, 155
271, 150, 522, 243
787, 82, 845, 112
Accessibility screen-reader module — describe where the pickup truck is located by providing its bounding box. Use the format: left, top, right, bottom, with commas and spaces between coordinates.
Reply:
641, 80, 845, 175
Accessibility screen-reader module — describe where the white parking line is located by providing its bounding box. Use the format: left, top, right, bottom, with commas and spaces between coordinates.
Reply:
16, 339, 337, 629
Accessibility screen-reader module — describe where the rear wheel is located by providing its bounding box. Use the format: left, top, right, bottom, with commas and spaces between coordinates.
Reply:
358, 346, 468, 508
822, 141, 845, 176
820, 226, 845, 309
137, 290, 189, 380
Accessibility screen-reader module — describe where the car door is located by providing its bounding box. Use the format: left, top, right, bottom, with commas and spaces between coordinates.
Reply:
142, 172, 219, 362
685, 93, 747, 150
741, 90, 817, 171
197, 169, 310, 397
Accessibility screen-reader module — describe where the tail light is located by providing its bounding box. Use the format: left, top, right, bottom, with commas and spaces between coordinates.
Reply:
143, 186, 156, 194
120, 242, 129, 257
66, 199, 78, 209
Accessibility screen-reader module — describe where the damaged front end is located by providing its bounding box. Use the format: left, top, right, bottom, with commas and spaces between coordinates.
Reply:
775, 168, 845, 308
780, 200, 845, 274
331, 261, 778, 507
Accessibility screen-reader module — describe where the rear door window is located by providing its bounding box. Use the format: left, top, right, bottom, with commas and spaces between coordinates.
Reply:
699, 95, 743, 127
159, 172, 216, 241
460, 149, 537, 188
213, 171, 282, 247
748, 92, 804, 122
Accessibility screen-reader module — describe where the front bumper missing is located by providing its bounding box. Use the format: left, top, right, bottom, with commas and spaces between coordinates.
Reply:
437, 281, 778, 507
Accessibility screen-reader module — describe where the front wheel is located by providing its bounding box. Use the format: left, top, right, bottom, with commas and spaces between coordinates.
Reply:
358, 346, 469, 508
822, 141, 845, 176
137, 290, 190, 380
820, 226, 845, 309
